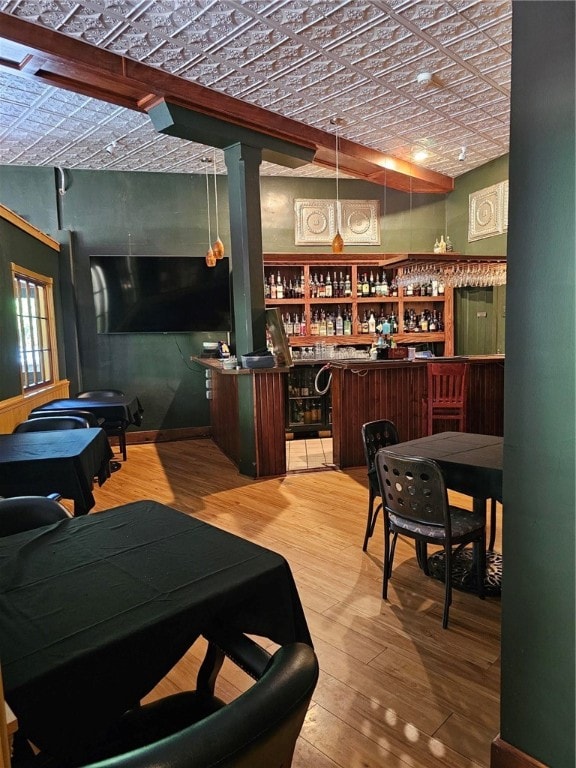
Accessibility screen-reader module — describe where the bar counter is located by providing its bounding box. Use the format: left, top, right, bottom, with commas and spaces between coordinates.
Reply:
196, 355, 504, 477
330, 355, 504, 469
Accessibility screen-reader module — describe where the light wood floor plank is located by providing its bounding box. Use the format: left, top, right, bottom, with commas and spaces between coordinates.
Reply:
90, 438, 501, 768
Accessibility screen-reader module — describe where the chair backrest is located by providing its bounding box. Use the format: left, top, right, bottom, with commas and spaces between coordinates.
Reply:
0, 496, 70, 537
361, 419, 400, 471
427, 362, 469, 409
13, 415, 91, 433
28, 410, 100, 427
375, 449, 449, 529
76, 390, 124, 399
76, 643, 319, 768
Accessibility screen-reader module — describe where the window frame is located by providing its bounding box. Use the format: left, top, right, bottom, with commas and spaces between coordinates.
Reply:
11, 263, 59, 393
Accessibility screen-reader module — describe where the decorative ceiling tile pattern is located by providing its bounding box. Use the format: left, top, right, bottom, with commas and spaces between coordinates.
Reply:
0, 0, 511, 179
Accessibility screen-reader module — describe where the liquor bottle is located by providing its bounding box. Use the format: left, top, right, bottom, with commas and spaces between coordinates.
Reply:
310, 311, 320, 336
270, 274, 277, 299
326, 313, 335, 336
368, 311, 376, 334
344, 273, 352, 297
369, 271, 376, 296
300, 313, 307, 336
438, 279, 445, 296
356, 274, 363, 297
362, 273, 370, 296
276, 271, 283, 299
292, 313, 300, 336
361, 311, 369, 334
338, 272, 344, 298
285, 313, 294, 335
343, 310, 352, 336
335, 306, 344, 335
300, 274, 306, 297
318, 273, 325, 299
428, 311, 437, 332
445, 235, 454, 252
382, 271, 389, 296
406, 282, 413, 297
391, 277, 398, 297
325, 272, 332, 298
389, 312, 398, 335
318, 310, 327, 336
375, 273, 381, 297
264, 277, 270, 299
420, 312, 429, 332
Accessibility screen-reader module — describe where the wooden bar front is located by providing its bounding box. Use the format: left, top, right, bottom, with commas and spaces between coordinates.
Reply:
198, 359, 288, 478
331, 356, 504, 469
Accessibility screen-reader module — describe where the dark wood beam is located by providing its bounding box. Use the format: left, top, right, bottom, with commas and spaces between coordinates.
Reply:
0, 12, 454, 194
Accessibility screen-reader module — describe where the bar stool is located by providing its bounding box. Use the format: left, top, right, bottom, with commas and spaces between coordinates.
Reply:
424, 362, 469, 435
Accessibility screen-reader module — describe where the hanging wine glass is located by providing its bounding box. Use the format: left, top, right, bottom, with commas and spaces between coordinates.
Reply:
211, 149, 225, 260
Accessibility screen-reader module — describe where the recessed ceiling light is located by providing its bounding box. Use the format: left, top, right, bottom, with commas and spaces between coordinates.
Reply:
413, 149, 429, 162
416, 72, 442, 88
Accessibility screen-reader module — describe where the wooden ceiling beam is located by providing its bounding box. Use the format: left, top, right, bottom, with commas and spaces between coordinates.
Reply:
0, 12, 453, 194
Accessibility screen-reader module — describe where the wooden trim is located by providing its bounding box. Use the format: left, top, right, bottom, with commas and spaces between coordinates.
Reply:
125, 427, 211, 444
491, 736, 550, 768
0, 380, 70, 434
0, 14, 453, 194
0, 205, 59, 251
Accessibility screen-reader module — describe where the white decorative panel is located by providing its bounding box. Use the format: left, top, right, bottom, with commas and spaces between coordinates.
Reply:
294, 200, 337, 244
468, 181, 509, 241
294, 199, 379, 245
339, 200, 380, 245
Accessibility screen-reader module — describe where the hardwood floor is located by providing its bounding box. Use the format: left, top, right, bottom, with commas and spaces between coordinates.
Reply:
92, 438, 501, 768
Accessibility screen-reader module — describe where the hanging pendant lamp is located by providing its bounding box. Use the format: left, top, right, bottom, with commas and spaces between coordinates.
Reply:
211, 149, 225, 260
202, 159, 216, 267
330, 118, 345, 254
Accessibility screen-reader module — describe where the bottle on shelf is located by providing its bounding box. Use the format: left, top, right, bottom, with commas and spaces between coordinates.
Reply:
325, 272, 332, 298
344, 273, 352, 297
343, 310, 352, 335
362, 273, 370, 297
382, 271, 389, 297
276, 271, 283, 299
335, 306, 344, 335
368, 310, 376, 334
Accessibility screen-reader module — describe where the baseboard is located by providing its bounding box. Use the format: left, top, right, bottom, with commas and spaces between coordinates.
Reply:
491, 736, 549, 768
125, 427, 212, 444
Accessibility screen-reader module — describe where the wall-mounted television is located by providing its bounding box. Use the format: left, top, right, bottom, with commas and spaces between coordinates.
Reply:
89, 255, 232, 333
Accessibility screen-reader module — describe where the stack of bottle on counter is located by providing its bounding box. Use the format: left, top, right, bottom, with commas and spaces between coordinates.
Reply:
403, 279, 445, 297
355, 271, 398, 297
289, 399, 323, 426
265, 271, 305, 300
403, 308, 444, 333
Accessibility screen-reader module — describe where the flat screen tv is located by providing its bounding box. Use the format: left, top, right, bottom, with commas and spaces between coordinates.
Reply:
90, 255, 232, 333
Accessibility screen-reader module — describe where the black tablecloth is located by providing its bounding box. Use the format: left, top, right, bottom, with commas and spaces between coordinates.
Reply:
0, 501, 311, 758
0, 428, 113, 514
387, 431, 503, 502
31, 395, 143, 427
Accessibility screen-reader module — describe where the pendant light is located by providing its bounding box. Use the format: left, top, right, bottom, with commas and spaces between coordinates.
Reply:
202, 158, 216, 267
211, 149, 225, 260
330, 118, 345, 254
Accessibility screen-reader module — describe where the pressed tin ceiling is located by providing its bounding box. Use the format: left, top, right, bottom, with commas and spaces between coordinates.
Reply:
0, 1, 511, 182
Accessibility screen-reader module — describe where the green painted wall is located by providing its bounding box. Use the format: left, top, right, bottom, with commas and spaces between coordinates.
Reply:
0, 167, 447, 430
501, 2, 575, 766
447, 154, 509, 257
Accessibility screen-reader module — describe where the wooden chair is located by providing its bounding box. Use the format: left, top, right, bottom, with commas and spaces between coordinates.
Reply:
424, 362, 469, 435
360, 420, 400, 551
375, 449, 486, 629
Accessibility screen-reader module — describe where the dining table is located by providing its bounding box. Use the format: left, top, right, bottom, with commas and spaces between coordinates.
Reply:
0, 427, 113, 515
0, 500, 312, 762
385, 431, 503, 593
29, 393, 144, 428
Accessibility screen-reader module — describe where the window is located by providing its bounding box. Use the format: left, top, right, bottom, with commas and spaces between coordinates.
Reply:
11, 264, 58, 391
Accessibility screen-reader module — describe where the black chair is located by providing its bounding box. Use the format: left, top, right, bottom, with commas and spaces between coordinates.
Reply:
76, 390, 129, 461
29, 409, 103, 427
0, 495, 70, 536
360, 419, 399, 551
36, 635, 319, 768
375, 449, 486, 629
13, 415, 91, 433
